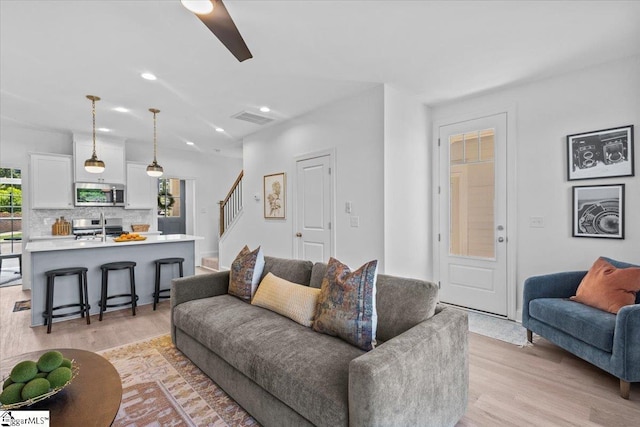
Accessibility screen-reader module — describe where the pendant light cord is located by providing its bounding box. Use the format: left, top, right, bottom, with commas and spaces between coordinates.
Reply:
153, 110, 158, 162
91, 97, 97, 157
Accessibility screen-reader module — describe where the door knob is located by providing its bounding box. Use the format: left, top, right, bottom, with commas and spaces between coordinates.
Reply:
296, 232, 302, 237
497, 237, 505, 243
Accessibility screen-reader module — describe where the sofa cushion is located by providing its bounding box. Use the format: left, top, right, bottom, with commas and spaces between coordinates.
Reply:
252, 272, 320, 327
261, 256, 313, 286
228, 245, 265, 302
173, 295, 364, 427
313, 258, 378, 351
529, 298, 616, 352
570, 257, 640, 314
311, 262, 439, 343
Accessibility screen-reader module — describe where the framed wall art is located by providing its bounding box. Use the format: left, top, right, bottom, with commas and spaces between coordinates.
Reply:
264, 172, 285, 219
572, 184, 624, 239
567, 125, 634, 181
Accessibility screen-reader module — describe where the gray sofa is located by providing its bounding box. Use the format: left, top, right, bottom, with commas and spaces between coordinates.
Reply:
522, 257, 640, 399
171, 256, 468, 426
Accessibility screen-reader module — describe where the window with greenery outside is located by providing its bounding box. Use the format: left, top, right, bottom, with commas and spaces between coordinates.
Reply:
0, 168, 22, 245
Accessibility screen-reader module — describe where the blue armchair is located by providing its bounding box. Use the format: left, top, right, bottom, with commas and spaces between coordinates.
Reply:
522, 257, 640, 399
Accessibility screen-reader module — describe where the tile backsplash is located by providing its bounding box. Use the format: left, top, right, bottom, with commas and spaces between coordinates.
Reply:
30, 207, 156, 237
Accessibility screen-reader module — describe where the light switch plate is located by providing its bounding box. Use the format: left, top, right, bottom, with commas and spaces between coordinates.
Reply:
350, 216, 359, 227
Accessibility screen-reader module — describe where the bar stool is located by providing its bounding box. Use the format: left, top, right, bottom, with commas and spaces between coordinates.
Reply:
99, 261, 138, 321
153, 257, 184, 310
43, 267, 90, 334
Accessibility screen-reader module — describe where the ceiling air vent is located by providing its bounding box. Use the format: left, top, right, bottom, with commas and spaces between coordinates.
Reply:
231, 111, 274, 125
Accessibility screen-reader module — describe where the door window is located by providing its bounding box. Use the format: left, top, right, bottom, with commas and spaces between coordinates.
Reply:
158, 178, 181, 218
449, 129, 495, 259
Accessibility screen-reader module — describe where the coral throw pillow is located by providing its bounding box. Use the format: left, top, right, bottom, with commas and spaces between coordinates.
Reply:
570, 257, 640, 314
228, 245, 265, 302
313, 257, 378, 350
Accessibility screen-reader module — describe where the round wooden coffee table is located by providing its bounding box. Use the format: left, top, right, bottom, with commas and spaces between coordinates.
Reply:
1, 348, 122, 427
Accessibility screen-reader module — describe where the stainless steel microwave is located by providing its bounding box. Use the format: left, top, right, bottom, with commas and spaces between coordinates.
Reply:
74, 183, 125, 207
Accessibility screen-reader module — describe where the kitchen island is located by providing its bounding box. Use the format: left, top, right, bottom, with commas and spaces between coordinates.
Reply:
25, 234, 203, 327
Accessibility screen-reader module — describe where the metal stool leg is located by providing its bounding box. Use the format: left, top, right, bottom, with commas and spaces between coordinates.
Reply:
45, 276, 53, 334
130, 266, 137, 316
77, 272, 84, 318
153, 262, 161, 311
82, 270, 91, 325
99, 268, 107, 321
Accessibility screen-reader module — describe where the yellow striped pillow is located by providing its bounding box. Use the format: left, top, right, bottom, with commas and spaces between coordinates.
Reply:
252, 272, 320, 327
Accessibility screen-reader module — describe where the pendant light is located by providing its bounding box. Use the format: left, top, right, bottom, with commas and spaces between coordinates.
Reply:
146, 108, 164, 177
84, 95, 105, 173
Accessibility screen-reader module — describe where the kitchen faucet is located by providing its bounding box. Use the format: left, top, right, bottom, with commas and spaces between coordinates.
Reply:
100, 211, 106, 242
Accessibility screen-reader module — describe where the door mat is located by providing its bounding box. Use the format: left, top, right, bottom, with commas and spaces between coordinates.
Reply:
13, 300, 30, 312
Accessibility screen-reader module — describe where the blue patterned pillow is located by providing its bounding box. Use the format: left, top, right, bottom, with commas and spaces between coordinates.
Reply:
228, 245, 265, 302
312, 257, 378, 350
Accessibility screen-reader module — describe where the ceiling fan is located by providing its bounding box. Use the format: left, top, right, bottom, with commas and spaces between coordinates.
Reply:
181, 0, 252, 62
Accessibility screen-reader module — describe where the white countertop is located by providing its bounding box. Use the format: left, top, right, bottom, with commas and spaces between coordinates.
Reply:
29, 235, 76, 241
25, 234, 203, 253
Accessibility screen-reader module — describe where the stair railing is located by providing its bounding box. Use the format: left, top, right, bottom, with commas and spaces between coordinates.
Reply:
219, 170, 243, 236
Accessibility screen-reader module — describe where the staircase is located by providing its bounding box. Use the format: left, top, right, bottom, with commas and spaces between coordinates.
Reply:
219, 170, 243, 236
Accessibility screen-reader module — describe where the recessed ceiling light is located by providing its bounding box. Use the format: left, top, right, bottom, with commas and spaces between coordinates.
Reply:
141, 72, 157, 81
113, 107, 129, 113
97, 127, 111, 132
186, 141, 195, 146
259, 106, 271, 113
215, 127, 224, 132
181, 0, 214, 14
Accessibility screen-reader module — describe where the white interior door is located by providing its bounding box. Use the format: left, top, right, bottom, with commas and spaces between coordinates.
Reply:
295, 154, 332, 262
439, 113, 508, 316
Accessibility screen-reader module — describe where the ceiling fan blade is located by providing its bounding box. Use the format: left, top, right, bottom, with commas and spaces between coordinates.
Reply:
194, 0, 253, 62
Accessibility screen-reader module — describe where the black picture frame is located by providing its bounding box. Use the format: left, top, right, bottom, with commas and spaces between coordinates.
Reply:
572, 184, 624, 239
567, 125, 634, 181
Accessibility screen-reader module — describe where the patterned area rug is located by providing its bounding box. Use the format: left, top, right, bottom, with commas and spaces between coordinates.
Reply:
99, 335, 258, 426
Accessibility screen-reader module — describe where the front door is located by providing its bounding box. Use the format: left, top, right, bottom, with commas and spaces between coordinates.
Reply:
438, 113, 508, 316
295, 154, 333, 263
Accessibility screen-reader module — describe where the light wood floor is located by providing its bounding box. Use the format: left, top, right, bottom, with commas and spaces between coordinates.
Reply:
1, 281, 637, 426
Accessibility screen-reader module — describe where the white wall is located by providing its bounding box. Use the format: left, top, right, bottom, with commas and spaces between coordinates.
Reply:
220, 86, 386, 270
431, 55, 640, 318
0, 125, 242, 264
383, 85, 432, 279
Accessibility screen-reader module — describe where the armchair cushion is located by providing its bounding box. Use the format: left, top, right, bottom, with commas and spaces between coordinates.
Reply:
570, 257, 640, 313
529, 298, 616, 352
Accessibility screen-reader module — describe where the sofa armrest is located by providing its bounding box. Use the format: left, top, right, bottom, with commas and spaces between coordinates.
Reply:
171, 271, 230, 307
348, 307, 468, 427
522, 271, 587, 327
171, 271, 230, 343
612, 304, 640, 382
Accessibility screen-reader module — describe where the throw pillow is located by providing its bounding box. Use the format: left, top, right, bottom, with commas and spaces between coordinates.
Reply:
570, 257, 640, 314
252, 272, 321, 327
228, 245, 265, 302
313, 257, 378, 350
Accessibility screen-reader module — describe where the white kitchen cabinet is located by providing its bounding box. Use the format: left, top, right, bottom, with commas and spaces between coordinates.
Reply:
73, 134, 125, 184
125, 162, 158, 209
30, 153, 74, 209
